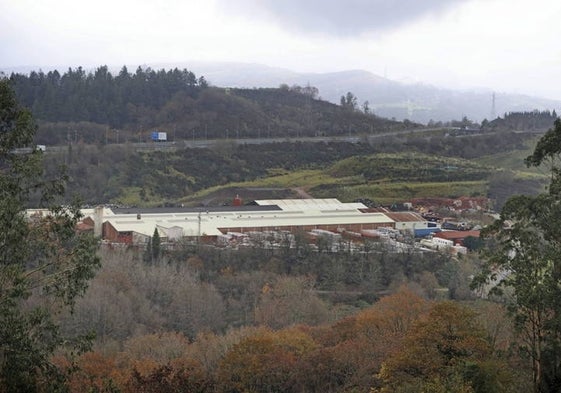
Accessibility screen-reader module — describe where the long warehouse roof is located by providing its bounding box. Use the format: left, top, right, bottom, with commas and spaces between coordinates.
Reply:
99, 199, 393, 237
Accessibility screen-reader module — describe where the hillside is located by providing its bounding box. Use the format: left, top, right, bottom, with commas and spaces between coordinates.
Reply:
175, 61, 561, 123
7, 66, 412, 146
8, 62, 561, 125
7, 65, 551, 209
483, 110, 557, 132
40, 131, 546, 209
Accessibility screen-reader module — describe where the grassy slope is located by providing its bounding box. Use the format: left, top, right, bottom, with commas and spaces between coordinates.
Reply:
476, 136, 549, 180
179, 153, 493, 205
103, 136, 544, 207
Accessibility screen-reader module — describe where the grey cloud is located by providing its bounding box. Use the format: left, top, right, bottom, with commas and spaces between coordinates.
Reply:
220, 0, 469, 36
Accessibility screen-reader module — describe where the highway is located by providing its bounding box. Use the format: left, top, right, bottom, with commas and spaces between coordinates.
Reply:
18, 126, 506, 154
124, 127, 461, 152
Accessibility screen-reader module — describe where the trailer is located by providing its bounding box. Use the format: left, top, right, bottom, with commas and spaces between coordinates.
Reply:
151, 131, 167, 142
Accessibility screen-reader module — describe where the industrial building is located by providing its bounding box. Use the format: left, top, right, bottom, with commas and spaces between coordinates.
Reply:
29, 199, 486, 256
76, 198, 430, 246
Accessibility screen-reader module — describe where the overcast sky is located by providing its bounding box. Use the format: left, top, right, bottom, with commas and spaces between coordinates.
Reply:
1, 0, 560, 100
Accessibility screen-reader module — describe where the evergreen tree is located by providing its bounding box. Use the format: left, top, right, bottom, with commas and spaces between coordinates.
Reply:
9, 65, 208, 128
0, 79, 100, 391
340, 91, 358, 111
144, 238, 153, 264
152, 227, 161, 262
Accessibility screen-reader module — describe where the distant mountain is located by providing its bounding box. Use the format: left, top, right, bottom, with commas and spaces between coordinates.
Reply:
4, 61, 561, 124
151, 61, 561, 124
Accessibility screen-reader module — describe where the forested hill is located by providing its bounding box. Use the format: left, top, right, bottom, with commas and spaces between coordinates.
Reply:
8, 66, 412, 145
482, 110, 558, 132
9, 66, 208, 127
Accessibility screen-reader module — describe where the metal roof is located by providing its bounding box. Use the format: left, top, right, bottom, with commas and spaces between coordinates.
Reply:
255, 198, 367, 211
382, 211, 426, 223
101, 199, 393, 238
112, 205, 281, 214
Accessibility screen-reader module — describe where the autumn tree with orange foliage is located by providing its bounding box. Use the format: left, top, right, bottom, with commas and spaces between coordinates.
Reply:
217, 327, 317, 393
55, 289, 522, 392
285, 287, 430, 392
63, 352, 121, 393
377, 301, 513, 393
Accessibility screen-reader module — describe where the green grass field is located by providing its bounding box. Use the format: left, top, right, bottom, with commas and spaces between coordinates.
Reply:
178, 153, 493, 206
475, 137, 547, 177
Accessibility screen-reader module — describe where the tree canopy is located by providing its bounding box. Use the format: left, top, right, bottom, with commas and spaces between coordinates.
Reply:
9, 66, 207, 128
0, 79, 100, 391
475, 117, 561, 393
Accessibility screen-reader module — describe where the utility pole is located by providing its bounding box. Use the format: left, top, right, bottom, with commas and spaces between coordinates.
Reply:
197, 211, 201, 244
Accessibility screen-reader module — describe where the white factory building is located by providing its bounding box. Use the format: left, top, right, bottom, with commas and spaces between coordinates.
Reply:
30, 199, 431, 246
96, 198, 433, 245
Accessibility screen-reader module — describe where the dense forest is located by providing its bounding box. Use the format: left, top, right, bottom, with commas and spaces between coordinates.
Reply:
50, 247, 521, 393
8, 66, 410, 144
483, 110, 557, 132
59, 241, 460, 347
9, 66, 208, 127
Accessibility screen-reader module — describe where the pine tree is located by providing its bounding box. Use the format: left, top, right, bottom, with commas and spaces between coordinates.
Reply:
152, 227, 161, 262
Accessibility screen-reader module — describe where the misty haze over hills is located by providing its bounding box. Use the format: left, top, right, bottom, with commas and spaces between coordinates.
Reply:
3, 61, 561, 124
179, 62, 561, 124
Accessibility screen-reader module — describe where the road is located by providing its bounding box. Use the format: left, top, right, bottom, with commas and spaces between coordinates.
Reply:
120, 127, 461, 152
19, 126, 519, 154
